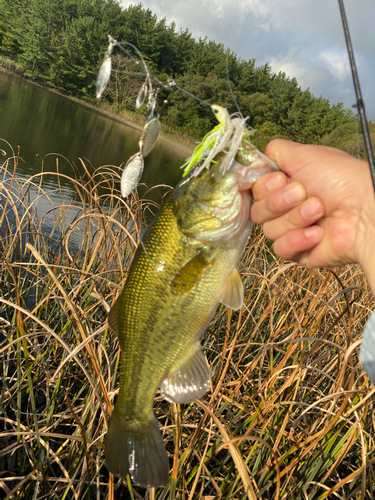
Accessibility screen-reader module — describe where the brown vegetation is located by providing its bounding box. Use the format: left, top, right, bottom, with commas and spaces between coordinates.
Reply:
1, 146, 375, 499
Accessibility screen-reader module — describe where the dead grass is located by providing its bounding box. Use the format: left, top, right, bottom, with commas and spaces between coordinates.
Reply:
1, 144, 375, 499
0, 56, 25, 77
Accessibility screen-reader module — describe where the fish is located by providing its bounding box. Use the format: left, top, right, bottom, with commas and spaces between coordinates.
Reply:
120, 152, 144, 198
139, 117, 161, 157
105, 105, 279, 487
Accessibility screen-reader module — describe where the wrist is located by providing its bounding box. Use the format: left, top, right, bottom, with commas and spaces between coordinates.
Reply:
355, 186, 375, 294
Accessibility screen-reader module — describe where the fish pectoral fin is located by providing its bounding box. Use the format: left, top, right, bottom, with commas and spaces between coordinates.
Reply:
160, 342, 210, 404
170, 250, 212, 294
219, 267, 244, 310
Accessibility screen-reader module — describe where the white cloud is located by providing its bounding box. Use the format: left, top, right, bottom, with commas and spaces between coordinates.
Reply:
318, 49, 350, 81
268, 54, 306, 83
120, 0, 375, 120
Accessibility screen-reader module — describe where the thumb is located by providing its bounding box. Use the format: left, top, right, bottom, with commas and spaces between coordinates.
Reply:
264, 139, 306, 178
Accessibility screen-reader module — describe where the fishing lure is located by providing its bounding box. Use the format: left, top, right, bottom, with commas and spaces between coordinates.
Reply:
95, 37, 277, 202
121, 153, 144, 198
139, 117, 161, 158
183, 105, 277, 178
96, 35, 117, 98
136, 82, 148, 109
96, 37, 169, 197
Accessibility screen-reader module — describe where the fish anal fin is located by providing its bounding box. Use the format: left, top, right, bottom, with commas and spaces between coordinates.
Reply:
106, 407, 169, 488
170, 249, 212, 294
160, 342, 210, 404
219, 267, 244, 310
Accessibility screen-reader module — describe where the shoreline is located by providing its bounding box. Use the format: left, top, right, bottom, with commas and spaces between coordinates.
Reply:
0, 65, 194, 158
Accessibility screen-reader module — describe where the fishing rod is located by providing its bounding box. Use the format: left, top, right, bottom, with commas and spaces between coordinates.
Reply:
338, 0, 375, 193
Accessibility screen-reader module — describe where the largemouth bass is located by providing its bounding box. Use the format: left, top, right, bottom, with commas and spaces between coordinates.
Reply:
106, 105, 278, 487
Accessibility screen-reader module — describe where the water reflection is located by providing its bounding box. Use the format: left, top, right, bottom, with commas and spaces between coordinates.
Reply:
0, 71, 188, 192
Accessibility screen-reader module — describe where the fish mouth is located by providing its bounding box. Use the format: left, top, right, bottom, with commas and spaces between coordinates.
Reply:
233, 153, 279, 191
192, 189, 252, 243
193, 154, 278, 242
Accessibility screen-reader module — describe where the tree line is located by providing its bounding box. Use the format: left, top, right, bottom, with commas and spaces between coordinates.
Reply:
1, 0, 372, 155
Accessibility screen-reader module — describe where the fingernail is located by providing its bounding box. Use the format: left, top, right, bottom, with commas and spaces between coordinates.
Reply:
300, 198, 323, 219
266, 173, 285, 191
304, 226, 323, 239
283, 184, 305, 206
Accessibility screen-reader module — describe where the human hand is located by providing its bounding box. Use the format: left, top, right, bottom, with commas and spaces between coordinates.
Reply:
251, 139, 375, 290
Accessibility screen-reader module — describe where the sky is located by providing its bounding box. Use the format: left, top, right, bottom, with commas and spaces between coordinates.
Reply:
120, 0, 375, 122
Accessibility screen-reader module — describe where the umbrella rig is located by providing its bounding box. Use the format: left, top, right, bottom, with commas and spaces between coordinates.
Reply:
95, 35, 180, 198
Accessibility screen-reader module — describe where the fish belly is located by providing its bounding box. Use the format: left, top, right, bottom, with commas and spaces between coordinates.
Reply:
106, 196, 251, 486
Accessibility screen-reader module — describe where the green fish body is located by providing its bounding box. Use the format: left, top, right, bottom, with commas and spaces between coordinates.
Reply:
106, 107, 278, 487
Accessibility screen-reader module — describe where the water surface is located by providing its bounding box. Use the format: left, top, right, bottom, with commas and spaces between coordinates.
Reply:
0, 71, 188, 190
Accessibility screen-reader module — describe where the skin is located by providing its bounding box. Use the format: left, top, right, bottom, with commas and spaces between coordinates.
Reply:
250, 139, 375, 293
106, 158, 259, 487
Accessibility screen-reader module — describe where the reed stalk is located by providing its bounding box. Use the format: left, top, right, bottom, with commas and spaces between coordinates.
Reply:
1, 146, 374, 499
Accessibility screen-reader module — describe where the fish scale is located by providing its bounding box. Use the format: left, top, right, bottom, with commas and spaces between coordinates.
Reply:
106, 189, 252, 485
105, 105, 279, 488
111, 197, 223, 412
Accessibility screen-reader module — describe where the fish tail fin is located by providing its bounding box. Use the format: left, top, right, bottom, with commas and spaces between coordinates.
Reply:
105, 406, 169, 488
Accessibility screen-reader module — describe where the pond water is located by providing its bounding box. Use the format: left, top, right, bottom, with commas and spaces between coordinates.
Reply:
0, 71, 188, 194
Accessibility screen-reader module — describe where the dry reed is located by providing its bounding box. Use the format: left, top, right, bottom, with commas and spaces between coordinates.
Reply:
1, 144, 375, 499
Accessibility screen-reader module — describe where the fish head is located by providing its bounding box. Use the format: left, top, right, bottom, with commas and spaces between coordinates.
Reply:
173, 145, 278, 243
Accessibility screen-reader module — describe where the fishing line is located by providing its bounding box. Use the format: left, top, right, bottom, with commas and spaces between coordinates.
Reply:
112, 41, 213, 108
116, 41, 154, 92
225, 50, 242, 118
338, 0, 375, 192
353, 106, 361, 159
172, 84, 212, 107
99, 36, 260, 134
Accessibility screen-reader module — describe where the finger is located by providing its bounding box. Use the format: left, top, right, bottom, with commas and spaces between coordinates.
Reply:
264, 139, 303, 176
273, 226, 324, 262
251, 181, 307, 224
265, 139, 352, 178
252, 171, 289, 201
262, 197, 324, 241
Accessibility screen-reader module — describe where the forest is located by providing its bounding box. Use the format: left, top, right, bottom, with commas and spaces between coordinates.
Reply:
1, 0, 373, 155
2, 2, 375, 498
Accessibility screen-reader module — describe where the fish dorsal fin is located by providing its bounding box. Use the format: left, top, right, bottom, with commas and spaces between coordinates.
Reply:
170, 250, 212, 294
219, 267, 244, 310
108, 293, 122, 338
160, 342, 210, 404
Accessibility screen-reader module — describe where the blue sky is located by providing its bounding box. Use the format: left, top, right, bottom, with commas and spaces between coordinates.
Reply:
120, 0, 375, 122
